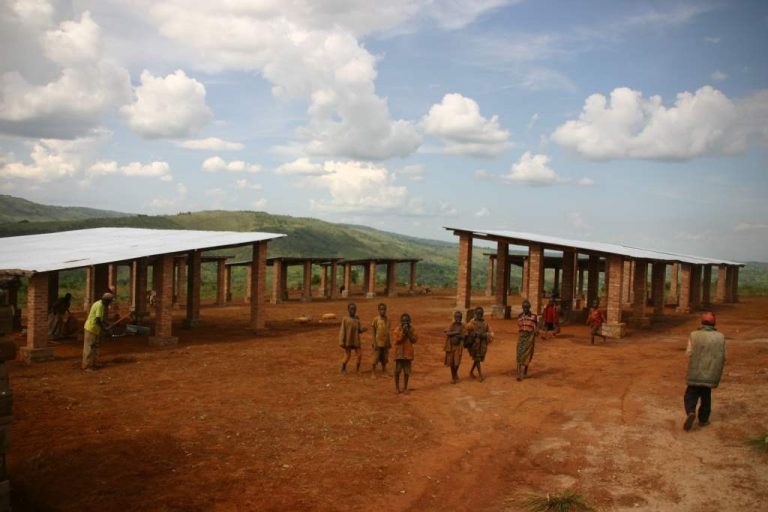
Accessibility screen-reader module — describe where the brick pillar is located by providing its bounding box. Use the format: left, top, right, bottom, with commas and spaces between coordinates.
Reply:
561, 250, 576, 313
409, 261, 417, 293
528, 244, 544, 314
330, 262, 339, 299
301, 260, 313, 302
132, 259, 148, 323
731, 267, 739, 303
20, 273, 54, 362
603, 255, 626, 338
215, 260, 226, 306
127, 263, 134, 307
176, 258, 187, 307
148, 254, 177, 347
690, 265, 702, 311
83, 266, 94, 309
47, 271, 59, 311
676, 263, 692, 313
456, 233, 473, 309
386, 262, 397, 297
715, 265, 727, 303
701, 265, 712, 307
485, 256, 494, 297
224, 265, 233, 303
577, 267, 584, 308
521, 257, 529, 298
587, 255, 599, 307
108, 264, 118, 295
271, 261, 282, 304
342, 263, 351, 298
651, 262, 665, 319
630, 260, 649, 327
553, 267, 560, 296
320, 266, 328, 298
250, 241, 268, 330
366, 261, 377, 298
492, 242, 509, 318
622, 260, 632, 305
281, 264, 289, 301
184, 251, 201, 328
363, 263, 371, 294
668, 263, 679, 305
244, 266, 252, 303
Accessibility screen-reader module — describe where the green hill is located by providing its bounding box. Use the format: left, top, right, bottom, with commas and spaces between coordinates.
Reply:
0, 194, 128, 223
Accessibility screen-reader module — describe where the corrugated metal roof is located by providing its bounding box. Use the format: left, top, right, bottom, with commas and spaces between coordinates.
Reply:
446, 227, 742, 266
0, 228, 285, 274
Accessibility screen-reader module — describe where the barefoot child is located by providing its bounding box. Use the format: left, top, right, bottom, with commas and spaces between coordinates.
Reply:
393, 313, 417, 393
370, 303, 391, 376
586, 300, 606, 345
466, 307, 493, 382
339, 303, 367, 373
444, 310, 466, 384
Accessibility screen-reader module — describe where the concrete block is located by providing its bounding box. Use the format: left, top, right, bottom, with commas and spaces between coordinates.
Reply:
602, 322, 626, 338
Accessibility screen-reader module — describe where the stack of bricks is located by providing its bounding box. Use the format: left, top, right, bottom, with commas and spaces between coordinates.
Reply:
0, 338, 16, 509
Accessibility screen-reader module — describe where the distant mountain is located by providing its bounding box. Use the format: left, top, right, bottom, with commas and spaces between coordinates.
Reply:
0, 195, 128, 223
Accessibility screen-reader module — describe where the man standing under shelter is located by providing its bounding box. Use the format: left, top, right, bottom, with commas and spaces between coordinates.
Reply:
82, 292, 114, 371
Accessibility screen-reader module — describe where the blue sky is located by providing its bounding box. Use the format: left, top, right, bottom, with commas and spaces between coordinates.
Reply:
1, 1, 766, 260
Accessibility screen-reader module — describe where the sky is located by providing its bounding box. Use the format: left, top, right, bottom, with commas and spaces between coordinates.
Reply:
1, 0, 767, 261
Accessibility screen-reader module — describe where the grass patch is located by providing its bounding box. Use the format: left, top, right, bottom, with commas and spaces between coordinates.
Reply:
518, 490, 595, 512
746, 432, 768, 453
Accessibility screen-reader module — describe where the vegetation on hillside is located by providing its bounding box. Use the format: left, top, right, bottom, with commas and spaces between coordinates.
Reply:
0, 194, 127, 223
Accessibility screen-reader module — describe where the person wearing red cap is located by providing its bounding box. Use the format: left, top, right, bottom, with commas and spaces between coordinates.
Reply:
683, 311, 726, 431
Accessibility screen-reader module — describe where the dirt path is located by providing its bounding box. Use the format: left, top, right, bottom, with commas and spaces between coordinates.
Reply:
6, 293, 768, 511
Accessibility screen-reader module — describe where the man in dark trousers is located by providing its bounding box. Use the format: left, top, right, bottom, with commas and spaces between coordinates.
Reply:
683, 311, 726, 431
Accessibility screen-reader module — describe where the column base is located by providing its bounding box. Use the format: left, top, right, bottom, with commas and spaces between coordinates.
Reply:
341, 290, 349, 298
300, 296, 313, 303
365, 292, 376, 298
675, 306, 691, 314
148, 336, 178, 348
602, 322, 626, 338
182, 319, 201, 329
629, 316, 651, 328
19, 347, 54, 363
490, 304, 511, 319
387, 292, 398, 298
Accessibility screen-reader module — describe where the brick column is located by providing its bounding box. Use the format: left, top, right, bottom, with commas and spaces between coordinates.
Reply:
0, 336, 17, 508
47, 271, 59, 311
20, 273, 54, 362
553, 267, 560, 296
132, 259, 148, 323
244, 266, 252, 303
127, 263, 134, 307
215, 260, 226, 306
250, 241, 268, 330
184, 251, 201, 328
224, 265, 232, 303
409, 261, 417, 293
731, 267, 739, 303
301, 260, 313, 302
108, 264, 118, 295
690, 265, 702, 311
723, 266, 733, 303
651, 262, 665, 319
366, 261, 377, 298
176, 258, 187, 307
83, 266, 94, 309
456, 233, 473, 309
603, 255, 626, 338
271, 261, 282, 304
330, 262, 339, 299
386, 262, 397, 297
492, 242, 509, 318
561, 250, 576, 313
622, 260, 632, 305
528, 244, 544, 314
521, 257, 529, 298
363, 263, 371, 294
485, 256, 494, 297
320, 265, 328, 298
630, 260, 649, 327
676, 263, 692, 313
577, 266, 584, 308
587, 255, 600, 307
342, 263, 351, 298
701, 265, 712, 307
668, 263, 679, 305
280, 264, 289, 301
149, 254, 177, 347
715, 265, 727, 303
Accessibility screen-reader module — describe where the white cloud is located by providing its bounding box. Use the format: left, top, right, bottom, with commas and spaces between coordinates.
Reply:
252, 198, 268, 210
121, 161, 171, 178
566, 212, 586, 228
423, 93, 512, 157
121, 69, 212, 139
0, 10, 132, 138
235, 179, 262, 190
397, 164, 425, 181
274, 157, 325, 175
577, 177, 594, 186
552, 86, 768, 161
711, 70, 727, 82
308, 160, 421, 214
149, 181, 188, 211
438, 202, 458, 216
202, 156, 261, 173
527, 113, 539, 130
0, 133, 106, 182
178, 137, 244, 151
734, 223, 768, 232
475, 207, 490, 217
87, 160, 118, 176
501, 151, 564, 186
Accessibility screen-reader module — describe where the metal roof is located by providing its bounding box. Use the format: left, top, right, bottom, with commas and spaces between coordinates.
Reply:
0, 228, 285, 274
448, 227, 742, 266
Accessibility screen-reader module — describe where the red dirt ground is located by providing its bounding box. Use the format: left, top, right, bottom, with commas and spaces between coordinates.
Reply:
6, 291, 768, 511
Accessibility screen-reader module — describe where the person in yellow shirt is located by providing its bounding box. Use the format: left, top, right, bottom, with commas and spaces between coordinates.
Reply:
370, 303, 391, 377
82, 292, 114, 371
